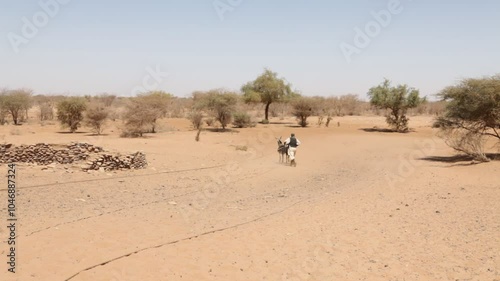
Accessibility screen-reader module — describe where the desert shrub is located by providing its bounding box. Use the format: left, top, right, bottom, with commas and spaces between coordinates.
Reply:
368, 79, 425, 132
170, 97, 192, 118
96, 93, 116, 107
438, 128, 489, 162
339, 94, 361, 116
205, 117, 215, 127
317, 115, 324, 127
434, 75, 500, 161
1, 89, 33, 125
0, 93, 7, 125
193, 89, 238, 131
121, 99, 157, 137
135, 91, 173, 133
292, 97, 315, 127
57, 97, 87, 133
85, 102, 109, 135
233, 112, 254, 128
188, 111, 204, 130
39, 102, 54, 121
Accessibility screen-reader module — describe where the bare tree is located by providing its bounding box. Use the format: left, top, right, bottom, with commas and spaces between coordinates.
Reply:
85, 102, 109, 135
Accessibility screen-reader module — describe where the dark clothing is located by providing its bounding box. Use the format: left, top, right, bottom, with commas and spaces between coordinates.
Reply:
288, 137, 298, 147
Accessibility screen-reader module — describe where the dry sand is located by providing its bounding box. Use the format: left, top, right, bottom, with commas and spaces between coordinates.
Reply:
0, 116, 499, 281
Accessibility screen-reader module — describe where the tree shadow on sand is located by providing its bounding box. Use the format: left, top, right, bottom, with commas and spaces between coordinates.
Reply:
204, 128, 240, 133
420, 153, 500, 164
359, 128, 415, 134
56, 131, 88, 134
265, 121, 296, 125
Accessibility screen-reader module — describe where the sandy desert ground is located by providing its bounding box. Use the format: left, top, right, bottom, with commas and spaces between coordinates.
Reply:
0, 116, 499, 281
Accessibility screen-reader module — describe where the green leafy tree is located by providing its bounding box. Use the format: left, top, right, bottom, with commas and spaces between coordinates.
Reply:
434, 75, 500, 161
368, 79, 425, 132
57, 97, 87, 133
242, 69, 296, 122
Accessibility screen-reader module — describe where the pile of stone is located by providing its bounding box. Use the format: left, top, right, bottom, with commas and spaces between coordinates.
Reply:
83, 152, 147, 171
0, 142, 103, 165
0, 142, 147, 171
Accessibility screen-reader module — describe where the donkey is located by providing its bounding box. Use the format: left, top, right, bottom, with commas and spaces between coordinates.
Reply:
276, 137, 290, 164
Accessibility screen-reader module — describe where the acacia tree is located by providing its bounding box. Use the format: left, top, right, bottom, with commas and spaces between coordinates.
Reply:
242, 69, 296, 122
2, 89, 32, 125
85, 102, 109, 135
292, 97, 315, 127
193, 89, 238, 131
368, 79, 425, 132
136, 91, 173, 133
56, 97, 87, 132
434, 75, 500, 161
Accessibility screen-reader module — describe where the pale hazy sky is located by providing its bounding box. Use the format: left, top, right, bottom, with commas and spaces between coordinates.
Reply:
1, 0, 499, 99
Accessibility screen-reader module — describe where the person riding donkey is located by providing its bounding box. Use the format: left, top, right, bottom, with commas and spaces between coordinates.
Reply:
284, 133, 301, 167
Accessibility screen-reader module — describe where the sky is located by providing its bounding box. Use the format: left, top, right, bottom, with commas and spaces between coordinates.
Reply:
0, 0, 499, 100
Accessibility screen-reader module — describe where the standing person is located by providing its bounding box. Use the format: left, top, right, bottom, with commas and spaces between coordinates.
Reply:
284, 133, 301, 167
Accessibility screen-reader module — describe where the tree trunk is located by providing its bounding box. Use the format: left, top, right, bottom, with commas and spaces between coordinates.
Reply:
12, 110, 18, 125
264, 102, 271, 121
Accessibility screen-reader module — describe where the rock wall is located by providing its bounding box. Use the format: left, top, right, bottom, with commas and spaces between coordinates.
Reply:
0, 142, 147, 171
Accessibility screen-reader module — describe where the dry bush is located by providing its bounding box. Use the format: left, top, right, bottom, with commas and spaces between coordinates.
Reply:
118, 91, 173, 137
170, 97, 192, 118
205, 117, 215, 127
339, 94, 361, 115
188, 111, 204, 130
96, 93, 116, 107
439, 128, 489, 162
233, 112, 255, 128
39, 103, 54, 121
85, 102, 109, 135
0, 91, 6, 125
56, 97, 87, 133
409, 101, 446, 116
121, 100, 157, 137
1, 89, 33, 125
193, 89, 238, 131
135, 91, 173, 133
292, 97, 315, 127
317, 115, 324, 127
427, 101, 447, 116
